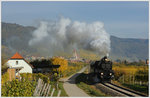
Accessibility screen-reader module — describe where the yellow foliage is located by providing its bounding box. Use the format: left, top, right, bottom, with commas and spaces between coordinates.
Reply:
51, 57, 68, 73
1, 72, 9, 85
112, 64, 148, 81
113, 65, 148, 75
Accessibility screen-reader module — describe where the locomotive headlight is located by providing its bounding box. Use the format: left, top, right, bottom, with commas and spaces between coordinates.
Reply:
110, 73, 112, 75
101, 73, 104, 75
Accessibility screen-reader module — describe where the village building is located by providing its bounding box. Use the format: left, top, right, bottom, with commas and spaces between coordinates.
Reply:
146, 59, 149, 65
6, 52, 60, 81
33, 64, 60, 73
6, 52, 34, 79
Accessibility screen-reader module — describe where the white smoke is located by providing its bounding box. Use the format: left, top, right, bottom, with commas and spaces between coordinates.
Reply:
29, 17, 110, 56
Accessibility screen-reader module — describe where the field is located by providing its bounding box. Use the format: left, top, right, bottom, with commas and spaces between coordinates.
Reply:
112, 63, 148, 95
75, 68, 109, 97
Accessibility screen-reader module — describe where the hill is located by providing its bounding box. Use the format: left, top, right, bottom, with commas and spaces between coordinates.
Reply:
110, 36, 148, 61
1, 22, 148, 61
2, 22, 37, 58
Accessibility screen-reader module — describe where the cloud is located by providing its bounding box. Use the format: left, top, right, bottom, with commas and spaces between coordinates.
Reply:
29, 17, 110, 56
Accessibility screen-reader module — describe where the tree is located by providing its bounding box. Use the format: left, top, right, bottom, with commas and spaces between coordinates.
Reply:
2, 54, 8, 74
50, 57, 68, 74
115, 59, 121, 63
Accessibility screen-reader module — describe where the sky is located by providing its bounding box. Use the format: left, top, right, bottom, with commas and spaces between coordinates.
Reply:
1, 1, 149, 39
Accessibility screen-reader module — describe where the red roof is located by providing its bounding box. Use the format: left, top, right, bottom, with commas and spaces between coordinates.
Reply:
11, 52, 24, 59
10, 52, 34, 68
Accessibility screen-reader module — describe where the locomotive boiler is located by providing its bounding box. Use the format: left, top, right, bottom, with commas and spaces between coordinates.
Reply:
89, 56, 114, 83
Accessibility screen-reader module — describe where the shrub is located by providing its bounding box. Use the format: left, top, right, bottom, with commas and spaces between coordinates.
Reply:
1, 72, 9, 85
2, 79, 36, 97
20, 73, 33, 80
20, 73, 50, 83
37, 73, 50, 83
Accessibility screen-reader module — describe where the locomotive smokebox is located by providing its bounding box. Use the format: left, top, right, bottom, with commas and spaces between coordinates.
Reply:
89, 55, 114, 83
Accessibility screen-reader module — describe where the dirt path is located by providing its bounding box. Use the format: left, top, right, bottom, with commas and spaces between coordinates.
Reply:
60, 66, 90, 97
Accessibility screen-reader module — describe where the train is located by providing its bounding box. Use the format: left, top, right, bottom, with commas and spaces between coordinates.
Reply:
89, 56, 114, 83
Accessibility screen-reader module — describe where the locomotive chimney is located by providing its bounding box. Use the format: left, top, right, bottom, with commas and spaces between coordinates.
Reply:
106, 53, 109, 57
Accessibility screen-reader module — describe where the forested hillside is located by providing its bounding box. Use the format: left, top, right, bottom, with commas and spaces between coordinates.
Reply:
110, 36, 148, 61
1, 22, 148, 61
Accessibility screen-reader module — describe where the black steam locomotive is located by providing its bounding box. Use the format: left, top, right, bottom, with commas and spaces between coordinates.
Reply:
89, 56, 114, 83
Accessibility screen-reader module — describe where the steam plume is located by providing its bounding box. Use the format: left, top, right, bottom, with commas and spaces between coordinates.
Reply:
29, 17, 110, 56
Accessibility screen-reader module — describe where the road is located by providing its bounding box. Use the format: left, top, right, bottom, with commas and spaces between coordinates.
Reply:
60, 66, 90, 97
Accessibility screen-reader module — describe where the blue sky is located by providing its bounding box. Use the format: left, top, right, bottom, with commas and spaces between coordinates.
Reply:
2, 1, 149, 39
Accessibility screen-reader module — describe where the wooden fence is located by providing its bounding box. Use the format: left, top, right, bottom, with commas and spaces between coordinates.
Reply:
33, 78, 61, 97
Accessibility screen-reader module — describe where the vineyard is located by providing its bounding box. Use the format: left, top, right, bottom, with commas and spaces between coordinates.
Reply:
112, 63, 148, 94
2, 73, 42, 97
1, 56, 87, 97
1, 73, 68, 97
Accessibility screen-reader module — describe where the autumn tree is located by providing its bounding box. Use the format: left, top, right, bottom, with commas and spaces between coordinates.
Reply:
50, 57, 68, 75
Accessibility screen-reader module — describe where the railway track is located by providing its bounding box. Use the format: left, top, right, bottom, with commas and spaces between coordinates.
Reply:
107, 83, 147, 97
95, 82, 147, 97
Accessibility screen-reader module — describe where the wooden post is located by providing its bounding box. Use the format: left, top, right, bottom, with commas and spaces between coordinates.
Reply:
133, 74, 134, 85
43, 84, 49, 96
40, 83, 47, 96
50, 88, 55, 97
130, 74, 131, 84
57, 90, 61, 97
33, 85, 38, 96
38, 79, 44, 96
57, 83, 59, 89
46, 85, 51, 97
123, 75, 124, 83
33, 78, 41, 96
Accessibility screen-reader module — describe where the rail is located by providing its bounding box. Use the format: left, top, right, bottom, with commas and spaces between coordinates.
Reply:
102, 82, 146, 97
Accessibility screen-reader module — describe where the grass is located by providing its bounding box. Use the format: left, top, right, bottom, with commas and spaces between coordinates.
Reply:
59, 82, 68, 96
112, 80, 148, 95
63, 62, 87, 78
75, 73, 108, 97
49, 82, 68, 97
122, 83, 148, 95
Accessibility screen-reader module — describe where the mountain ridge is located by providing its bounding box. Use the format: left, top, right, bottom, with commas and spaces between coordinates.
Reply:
1, 22, 149, 61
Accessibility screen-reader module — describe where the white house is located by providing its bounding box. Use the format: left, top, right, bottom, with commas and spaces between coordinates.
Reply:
6, 52, 33, 76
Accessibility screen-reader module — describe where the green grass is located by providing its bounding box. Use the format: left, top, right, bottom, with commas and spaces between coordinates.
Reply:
59, 82, 68, 96
49, 82, 68, 97
65, 71, 76, 77
75, 73, 108, 97
64, 62, 87, 77
122, 83, 148, 95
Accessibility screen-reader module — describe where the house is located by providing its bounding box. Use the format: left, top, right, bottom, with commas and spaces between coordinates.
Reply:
6, 52, 34, 77
146, 59, 149, 65
30, 60, 60, 73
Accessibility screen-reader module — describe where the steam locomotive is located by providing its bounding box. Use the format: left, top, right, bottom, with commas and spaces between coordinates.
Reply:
89, 56, 114, 83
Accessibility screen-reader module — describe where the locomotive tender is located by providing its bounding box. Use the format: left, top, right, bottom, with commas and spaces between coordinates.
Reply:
89, 56, 114, 83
